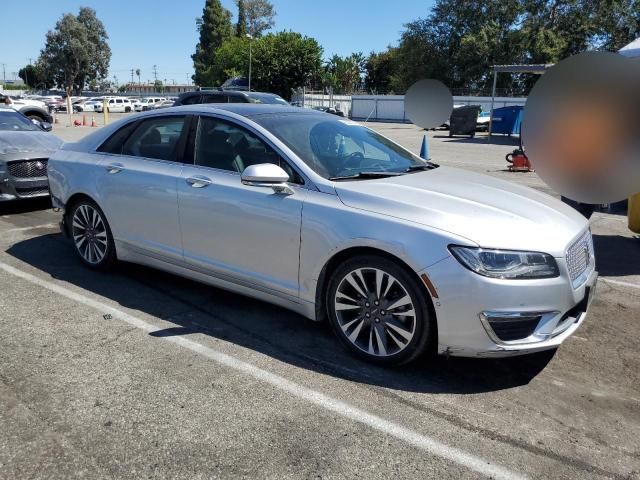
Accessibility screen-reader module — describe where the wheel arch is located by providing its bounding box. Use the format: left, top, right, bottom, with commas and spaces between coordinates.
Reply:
63, 192, 103, 235
315, 246, 438, 338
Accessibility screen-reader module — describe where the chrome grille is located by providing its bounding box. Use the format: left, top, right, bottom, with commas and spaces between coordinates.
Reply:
566, 230, 593, 286
7, 159, 48, 178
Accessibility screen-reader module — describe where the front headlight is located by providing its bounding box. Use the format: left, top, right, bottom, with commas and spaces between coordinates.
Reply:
449, 246, 559, 279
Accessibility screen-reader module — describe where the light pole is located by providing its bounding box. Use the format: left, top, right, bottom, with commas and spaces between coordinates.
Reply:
246, 33, 253, 90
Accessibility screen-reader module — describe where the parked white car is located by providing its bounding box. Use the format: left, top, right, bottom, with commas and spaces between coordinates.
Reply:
138, 97, 166, 112
77, 100, 102, 112
95, 98, 133, 113
129, 98, 142, 111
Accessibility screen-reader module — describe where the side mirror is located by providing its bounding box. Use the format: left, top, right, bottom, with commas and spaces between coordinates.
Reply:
241, 163, 293, 195
40, 121, 53, 132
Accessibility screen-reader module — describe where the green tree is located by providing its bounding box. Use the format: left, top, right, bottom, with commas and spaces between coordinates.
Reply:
244, 0, 276, 37
236, 0, 247, 37
212, 31, 322, 99
364, 48, 399, 93
18, 64, 49, 89
192, 0, 233, 86
323, 53, 365, 94
38, 7, 110, 115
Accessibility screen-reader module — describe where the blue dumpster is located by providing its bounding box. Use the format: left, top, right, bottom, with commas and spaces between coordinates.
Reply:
491, 106, 523, 135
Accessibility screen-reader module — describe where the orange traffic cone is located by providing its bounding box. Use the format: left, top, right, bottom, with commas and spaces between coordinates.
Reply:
82, 115, 87, 126
91, 116, 97, 127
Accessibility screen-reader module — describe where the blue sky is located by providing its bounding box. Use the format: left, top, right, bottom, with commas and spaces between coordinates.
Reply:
1, 0, 433, 85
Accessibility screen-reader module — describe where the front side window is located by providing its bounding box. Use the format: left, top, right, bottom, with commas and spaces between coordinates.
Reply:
194, 116, 302, 183
120, 116, 187, 161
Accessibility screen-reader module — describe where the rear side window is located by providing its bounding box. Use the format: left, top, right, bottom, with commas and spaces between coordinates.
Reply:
204, 94, 226, 104
226, 95, 246, 104
122, 116, 188, 162
97, 121, 139, 154
179, 95, 202, 105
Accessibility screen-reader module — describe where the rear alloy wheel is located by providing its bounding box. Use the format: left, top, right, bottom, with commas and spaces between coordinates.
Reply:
327, 256, 432, 365
69, 200, 116, 270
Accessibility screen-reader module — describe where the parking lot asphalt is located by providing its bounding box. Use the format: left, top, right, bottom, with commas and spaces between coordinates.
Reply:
1, 115, 639, 479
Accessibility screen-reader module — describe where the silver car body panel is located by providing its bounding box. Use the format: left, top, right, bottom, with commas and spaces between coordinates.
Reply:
48, 104, 594, 357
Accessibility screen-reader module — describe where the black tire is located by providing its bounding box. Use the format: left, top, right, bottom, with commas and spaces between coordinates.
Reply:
125, 106, 131, 113
26, 113, 45, 122
326, 255, 433, 366
67, 199, 117, 270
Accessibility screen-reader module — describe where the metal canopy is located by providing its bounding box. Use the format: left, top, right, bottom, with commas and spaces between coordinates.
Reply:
488, 64, 553, 136
492, 64, 553, 74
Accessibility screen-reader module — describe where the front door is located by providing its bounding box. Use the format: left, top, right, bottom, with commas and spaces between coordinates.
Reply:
177, 115, 307, 299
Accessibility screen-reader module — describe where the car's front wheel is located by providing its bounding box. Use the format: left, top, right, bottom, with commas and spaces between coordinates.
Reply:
326, 255, 433, 365
69, 200, 116, 270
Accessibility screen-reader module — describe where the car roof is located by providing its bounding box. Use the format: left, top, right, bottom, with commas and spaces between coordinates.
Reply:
181, 90, 282, 99
180, 103, 324, 118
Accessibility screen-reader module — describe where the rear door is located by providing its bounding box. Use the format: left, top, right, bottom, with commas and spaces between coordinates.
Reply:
95, 115, 192, 262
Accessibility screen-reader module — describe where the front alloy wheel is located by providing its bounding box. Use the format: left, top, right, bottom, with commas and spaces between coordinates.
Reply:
327, 256, 432, 365
70, 201, 116, 269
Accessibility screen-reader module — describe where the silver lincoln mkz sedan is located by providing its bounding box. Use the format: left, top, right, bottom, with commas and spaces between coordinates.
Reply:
48, 105, 598, 365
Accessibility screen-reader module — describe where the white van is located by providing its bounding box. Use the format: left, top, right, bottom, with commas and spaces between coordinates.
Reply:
137, 97, 166, 112
95, 97, 133, 113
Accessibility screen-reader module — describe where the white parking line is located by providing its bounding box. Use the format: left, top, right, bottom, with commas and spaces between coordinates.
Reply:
0, 260, 524, 480
4, 223, 58, 234
600, 277, 640, 290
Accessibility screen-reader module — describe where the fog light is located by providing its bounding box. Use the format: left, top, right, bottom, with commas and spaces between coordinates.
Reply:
479, 311, 550, 343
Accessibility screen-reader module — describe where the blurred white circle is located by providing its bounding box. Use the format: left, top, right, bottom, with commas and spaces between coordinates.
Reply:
404, 79, 453, 130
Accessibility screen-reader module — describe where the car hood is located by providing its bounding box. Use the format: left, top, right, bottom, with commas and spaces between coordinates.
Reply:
334, 166, 588, 257
0, 131, 63, 160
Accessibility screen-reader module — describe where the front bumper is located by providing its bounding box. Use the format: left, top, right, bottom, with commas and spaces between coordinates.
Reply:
0, 172, 49, 201
422, 255, 598, 358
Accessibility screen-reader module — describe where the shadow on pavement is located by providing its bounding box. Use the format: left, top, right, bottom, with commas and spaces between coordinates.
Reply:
0, 197, 51, 215
593, 234, 640, 277
7, 232, 556, 395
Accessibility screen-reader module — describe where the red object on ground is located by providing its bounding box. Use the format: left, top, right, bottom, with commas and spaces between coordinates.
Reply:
73, 119, 82, 126
506, 149, 534, 172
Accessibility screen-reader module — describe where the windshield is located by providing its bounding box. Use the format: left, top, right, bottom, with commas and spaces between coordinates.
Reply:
0, 110, 40, 131
246, 94, 288, 105
253, 113, 429, 179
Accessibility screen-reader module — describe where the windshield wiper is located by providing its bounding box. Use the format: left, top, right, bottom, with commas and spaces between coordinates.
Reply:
328, 171, 405, 181
405, 163, 439, 173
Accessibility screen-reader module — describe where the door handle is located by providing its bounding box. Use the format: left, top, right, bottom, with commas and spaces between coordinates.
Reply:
186, 175, 213, 188
105, 163, 124, 174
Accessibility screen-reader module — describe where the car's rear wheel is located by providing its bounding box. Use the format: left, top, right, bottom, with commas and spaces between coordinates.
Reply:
69, 200, 116, 270
326, 255, 433, 366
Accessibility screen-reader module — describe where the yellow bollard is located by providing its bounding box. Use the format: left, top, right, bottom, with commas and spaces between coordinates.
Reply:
102, 99, 109, 125
628, 193, 640, 233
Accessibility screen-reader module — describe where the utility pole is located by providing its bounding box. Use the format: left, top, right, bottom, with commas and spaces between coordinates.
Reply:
1, 63, 6, 87
25, 57, 34, 90
130, 68, 135, 92
246, 34, 253, 90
